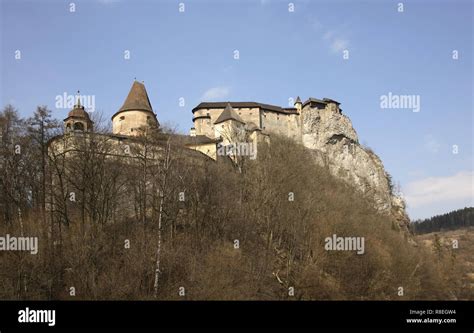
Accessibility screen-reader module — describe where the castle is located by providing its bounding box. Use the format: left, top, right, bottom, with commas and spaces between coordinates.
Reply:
53, 79, 408, 227
61, 80, 343, 160
63, 80, 159, 138
189, 95, 343, 159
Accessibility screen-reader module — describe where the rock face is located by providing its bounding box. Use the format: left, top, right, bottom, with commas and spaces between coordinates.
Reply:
301, 106, 409, 229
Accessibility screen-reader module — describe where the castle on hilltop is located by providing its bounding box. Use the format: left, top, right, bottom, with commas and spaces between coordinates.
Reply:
63, 81, 159, 138
188, 96, 343, 159
52, 80, 408, 227
60, 80, 344, 160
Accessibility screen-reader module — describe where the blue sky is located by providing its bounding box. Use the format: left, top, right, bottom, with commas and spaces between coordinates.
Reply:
1, 0, 473, 220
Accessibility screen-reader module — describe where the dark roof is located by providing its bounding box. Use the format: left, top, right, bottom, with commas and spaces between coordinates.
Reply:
302, 97, 341, 108
64, 106, 91, 120
302, 97, 326, 106
295, 96, 302, 104
64, 96, 92, 122
214, 103, 245, 125
112, 81, 155, 119
323, 98, 341, 105
192, 115, 211, 121
192, 101, 298, 115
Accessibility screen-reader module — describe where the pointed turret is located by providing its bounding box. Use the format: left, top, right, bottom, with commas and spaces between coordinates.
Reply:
214, 103, 245, 125
294, 96, 302, 113
213, 103, 245, 145
117, 81, 153, 114
112, 80, 159, 136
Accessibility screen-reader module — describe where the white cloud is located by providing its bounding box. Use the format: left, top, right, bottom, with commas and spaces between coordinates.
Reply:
330, 38, 349, 53
318, 27, 350, 54
404, 171, 474, 208
201, 87, 230, 101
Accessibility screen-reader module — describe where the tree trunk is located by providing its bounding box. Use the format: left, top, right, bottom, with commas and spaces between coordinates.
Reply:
153, 139, 171, 298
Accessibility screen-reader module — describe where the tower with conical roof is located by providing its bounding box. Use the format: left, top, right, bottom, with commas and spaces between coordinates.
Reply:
213, 103, 245, 144
64, 91, 93, 133
111, 80, 159, 136
294, 96, 302, 113
214, 102, 245, 126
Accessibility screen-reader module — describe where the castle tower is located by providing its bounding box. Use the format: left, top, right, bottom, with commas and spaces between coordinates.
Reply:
214, 103, 245, 144
294, 96, 304, 141
112, 80, 159, 136
294, 96, 302, 113
323, 98, 341, 113
64, 91, 93, 133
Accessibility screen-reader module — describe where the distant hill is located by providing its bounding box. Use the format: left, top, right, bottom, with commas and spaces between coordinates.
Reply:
416, 227, 474, 300
411, 207, 474, 234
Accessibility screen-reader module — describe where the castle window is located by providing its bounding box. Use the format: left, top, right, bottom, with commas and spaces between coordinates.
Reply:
120, 116, 125, 120
147, 116, 151, 120
73, 122, 84, 131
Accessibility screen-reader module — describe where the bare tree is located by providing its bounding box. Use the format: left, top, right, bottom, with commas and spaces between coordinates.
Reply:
153, 137, 172, 297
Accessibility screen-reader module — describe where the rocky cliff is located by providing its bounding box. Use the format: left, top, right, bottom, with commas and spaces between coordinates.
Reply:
301, 106, 409, 229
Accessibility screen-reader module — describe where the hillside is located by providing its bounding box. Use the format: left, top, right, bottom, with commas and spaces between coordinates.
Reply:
0, 105, 468, 300
301, 101, 408, 230
416, 227, 474, 299
411, 207, 474, 234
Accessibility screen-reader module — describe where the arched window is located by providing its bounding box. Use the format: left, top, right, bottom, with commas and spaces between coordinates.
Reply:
73, 122, 84, 131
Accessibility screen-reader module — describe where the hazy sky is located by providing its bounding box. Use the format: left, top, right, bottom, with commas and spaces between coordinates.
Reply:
1, 0, 472, 220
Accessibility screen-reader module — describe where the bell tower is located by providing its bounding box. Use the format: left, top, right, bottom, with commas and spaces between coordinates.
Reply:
64, 91, 93, 133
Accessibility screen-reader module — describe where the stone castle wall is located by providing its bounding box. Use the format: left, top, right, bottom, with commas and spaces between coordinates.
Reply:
112, 110, 157, 136
195, 106, 300, 140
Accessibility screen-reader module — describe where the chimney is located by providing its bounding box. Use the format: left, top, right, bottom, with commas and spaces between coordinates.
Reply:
190, 127, 196, 137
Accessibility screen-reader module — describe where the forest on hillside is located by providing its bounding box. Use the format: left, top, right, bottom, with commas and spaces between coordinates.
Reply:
411, 207, 474, 234
0, 105, 470, 300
